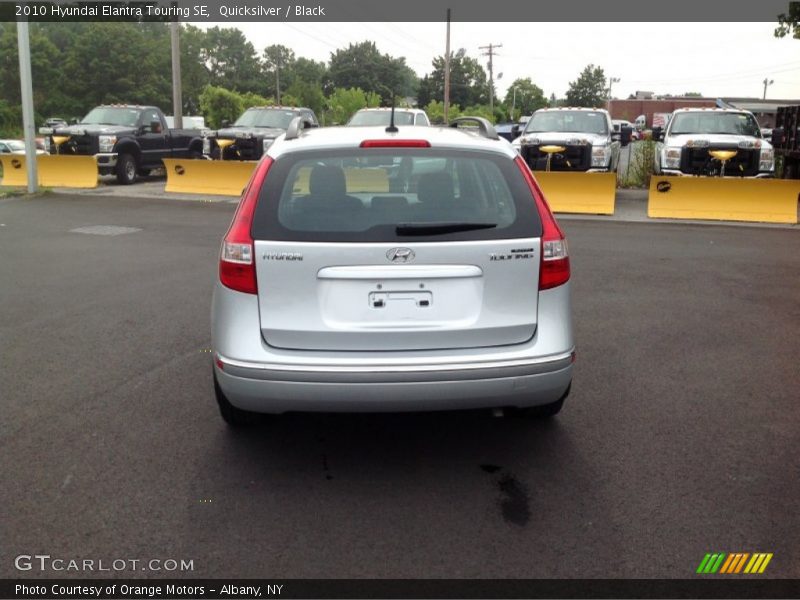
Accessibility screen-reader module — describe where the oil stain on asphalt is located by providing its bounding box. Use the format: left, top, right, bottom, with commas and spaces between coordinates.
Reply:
481, 464, 531, 526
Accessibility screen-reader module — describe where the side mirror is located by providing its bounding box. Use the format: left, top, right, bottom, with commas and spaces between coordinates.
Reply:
652, 126, 663, 142
70, 118, 79, 125
221, 119, 231, 128
771, 127, 784, 147
620, 125, 632, 146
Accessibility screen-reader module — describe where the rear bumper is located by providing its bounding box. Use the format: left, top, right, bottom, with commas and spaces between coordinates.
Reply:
214, 356, 573, 413
212, 280, 574, 414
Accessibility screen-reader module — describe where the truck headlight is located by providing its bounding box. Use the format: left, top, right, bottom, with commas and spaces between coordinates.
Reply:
591, 145, 611, 168
262, 138, 274, 153
664, 147, 682, 169
98, 135, 116, 153
203, 138, 210, 154
759, 148, 774, 172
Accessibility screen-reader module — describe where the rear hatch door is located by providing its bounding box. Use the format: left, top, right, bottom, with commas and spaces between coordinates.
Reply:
251, 147, 543, 352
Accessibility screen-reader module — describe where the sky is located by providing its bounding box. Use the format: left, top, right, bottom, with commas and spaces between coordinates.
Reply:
217, 21, 800, 102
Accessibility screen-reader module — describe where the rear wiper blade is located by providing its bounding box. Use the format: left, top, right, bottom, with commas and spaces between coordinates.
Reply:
396, 222, 497, 236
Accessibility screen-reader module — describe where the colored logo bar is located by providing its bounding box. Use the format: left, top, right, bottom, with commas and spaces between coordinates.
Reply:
697, 553, 773, 574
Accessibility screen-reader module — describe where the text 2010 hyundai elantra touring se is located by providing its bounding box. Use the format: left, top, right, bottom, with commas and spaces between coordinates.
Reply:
211, 116, 574, 425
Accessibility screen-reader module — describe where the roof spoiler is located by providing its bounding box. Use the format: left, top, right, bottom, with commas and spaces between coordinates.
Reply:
448, 117, 500, 140
285, 116, 314, 141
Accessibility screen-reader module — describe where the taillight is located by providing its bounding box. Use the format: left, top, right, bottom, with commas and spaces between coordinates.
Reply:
219, 157, 273, 294
515, 156, 571, 290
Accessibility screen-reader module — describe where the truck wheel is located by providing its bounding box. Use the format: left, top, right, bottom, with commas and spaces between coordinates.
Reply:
116, 153, 138, 185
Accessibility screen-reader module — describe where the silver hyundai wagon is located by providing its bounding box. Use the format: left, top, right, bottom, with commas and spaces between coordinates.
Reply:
211, 117, 574, 425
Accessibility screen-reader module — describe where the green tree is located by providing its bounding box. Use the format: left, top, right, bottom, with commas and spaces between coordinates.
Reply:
565, 64, 607, 107
57, 23, 172, 113
329, 41, 417, 101
775, 3, 800, 38
262, 44, 296, 101
0, 23, 72, 120
285, 81, 326, 115
503, 78, 548, 121
201, 27, 263, 94
199, 85, 244, 128
418, 50, 491, 109
179, 24, 213, 114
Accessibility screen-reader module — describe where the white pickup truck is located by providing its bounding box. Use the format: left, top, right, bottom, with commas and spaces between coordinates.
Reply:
654, 108, 774, 177
511, 107, 621, 172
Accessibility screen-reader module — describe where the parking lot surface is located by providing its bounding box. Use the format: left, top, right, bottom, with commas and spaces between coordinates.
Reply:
2, 193, 799, 578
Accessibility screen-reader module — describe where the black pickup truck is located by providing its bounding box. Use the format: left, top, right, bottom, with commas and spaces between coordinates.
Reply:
203, 106, 318, 161
772, 105, 799, 179
40, 105, 204, 184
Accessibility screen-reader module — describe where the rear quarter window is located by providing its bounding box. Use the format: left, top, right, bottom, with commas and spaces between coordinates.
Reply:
251, 148, 543, 242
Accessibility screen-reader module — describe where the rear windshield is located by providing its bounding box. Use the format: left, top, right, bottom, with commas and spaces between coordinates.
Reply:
348, 111, 416, 126
251, 148, 543, 242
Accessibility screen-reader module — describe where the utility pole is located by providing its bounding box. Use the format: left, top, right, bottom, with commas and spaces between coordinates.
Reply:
762, 77, 774, 100
479, 43, 502, 115
16, 20, 38, 193
170, 20, 183, 128
443, 8, 451, 123
275, 56, 281, 105
607, 76, 620, 109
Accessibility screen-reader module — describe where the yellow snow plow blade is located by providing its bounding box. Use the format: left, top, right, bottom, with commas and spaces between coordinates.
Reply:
163, 159, 257, 196
39, 155, 98, 187
648, 177, 799, 224
0, 155, 98, 188
0, 155, 27, 186
533, 171, 616, 215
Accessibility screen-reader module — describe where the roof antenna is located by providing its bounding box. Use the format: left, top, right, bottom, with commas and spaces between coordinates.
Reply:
385, 89, 398, 133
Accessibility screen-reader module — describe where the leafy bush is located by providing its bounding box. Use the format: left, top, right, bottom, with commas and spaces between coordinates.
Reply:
324, 87, 380, 125
424, 100, 461, 125
619, 140, 657, 188
198, 85, 244, 129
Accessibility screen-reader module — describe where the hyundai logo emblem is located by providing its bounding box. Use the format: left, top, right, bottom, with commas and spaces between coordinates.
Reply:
386, 247, 415, 263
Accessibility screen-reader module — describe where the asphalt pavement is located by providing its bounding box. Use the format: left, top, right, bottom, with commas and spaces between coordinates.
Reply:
1, 192, 799, 580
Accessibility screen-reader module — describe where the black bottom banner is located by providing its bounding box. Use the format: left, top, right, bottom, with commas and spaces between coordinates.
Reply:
3, 579, 800, 599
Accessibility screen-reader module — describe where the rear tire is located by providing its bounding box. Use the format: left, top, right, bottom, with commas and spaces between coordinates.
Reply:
507, 384, 570, 419
116, 153, 137, 185
214, 372, 261, 427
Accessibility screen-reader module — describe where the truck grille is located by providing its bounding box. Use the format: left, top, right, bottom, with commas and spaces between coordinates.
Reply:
222, 138, 261, 161
680, 146, 759, 177
521, 143, 592, 171
58, 135, 97, 155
